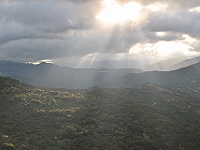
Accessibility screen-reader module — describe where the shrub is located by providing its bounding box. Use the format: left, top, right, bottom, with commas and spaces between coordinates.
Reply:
1, 142, 15, 150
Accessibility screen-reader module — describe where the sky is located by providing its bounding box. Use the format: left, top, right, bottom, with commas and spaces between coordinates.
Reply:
0, 0, 200, 68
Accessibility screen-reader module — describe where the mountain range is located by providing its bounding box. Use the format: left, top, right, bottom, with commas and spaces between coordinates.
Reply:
103, 62, 200, 98
170, 56, 200, 70
0, 60, 142, 88
146, 56, 200, 71
0, 57, 200, 98
146, 57, 186, 71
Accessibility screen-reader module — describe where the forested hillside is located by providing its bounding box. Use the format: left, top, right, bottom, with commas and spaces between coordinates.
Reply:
103, 62, 200, 98
1, 77, 200, 150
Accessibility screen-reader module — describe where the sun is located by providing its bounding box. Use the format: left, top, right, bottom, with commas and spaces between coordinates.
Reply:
96, 0, 142, 25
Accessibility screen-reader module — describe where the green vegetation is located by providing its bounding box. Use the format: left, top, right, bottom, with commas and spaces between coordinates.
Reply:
1, 143, 15, 150
103, 62, 200, 98
0, 77, 200, 150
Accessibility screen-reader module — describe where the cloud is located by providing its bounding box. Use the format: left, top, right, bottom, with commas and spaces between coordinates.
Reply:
0, 0, 199, 65
144, 10, 200, 37
116, 0, 200, 9
0, 0, 100, 42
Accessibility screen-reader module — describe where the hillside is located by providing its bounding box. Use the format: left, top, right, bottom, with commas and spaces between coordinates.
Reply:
103, 62, 200, 98
146, 57, 185, 71
170, 56, 200, 70
0, 77, 200, 150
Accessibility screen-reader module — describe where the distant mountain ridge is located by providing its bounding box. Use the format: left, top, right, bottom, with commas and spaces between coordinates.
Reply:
0, 60, 200, 98
103, 62, 200, 98
0, 60, 142, 88
170, 56, 200, 70
146, 57, 185, 71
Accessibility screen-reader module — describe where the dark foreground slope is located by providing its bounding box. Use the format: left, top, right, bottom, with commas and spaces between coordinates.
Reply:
0, 77, 200, 150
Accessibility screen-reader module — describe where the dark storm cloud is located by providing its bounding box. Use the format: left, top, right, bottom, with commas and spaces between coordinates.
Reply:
0, 33, 110, 62
0, 0, 200, 63
143, 10, 200, 39
0, 0, 98, 43
0, 0, 140, 61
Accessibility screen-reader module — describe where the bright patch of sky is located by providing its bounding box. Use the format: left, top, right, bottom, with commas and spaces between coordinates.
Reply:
96, 0, 142, 25
189, 6, 200, 12
145, 3, 168, 12
129, 34, 199, 59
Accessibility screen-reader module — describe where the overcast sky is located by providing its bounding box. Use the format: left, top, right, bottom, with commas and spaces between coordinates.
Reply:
0, 0, 200, 67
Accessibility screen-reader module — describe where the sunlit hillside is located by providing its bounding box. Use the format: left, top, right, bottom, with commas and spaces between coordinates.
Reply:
0, 77, 200, 150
